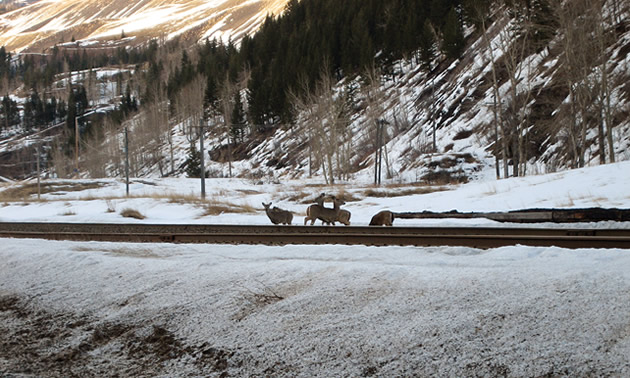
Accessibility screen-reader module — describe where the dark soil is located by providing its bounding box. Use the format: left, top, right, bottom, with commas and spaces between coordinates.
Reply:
0, 295, 234, 377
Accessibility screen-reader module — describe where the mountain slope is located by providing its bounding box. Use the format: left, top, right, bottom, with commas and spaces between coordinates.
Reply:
0, 0, 290, 52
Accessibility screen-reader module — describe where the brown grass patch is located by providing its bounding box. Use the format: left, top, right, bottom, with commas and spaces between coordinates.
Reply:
285, 191, 311, 203
331, 189, 362, 203
237, 189, 262, 195
0, 181, 108, 201
421, 171, 469, 185
164, 193, 207, 205
201, 201, 257, 216
363, 186, 449, 198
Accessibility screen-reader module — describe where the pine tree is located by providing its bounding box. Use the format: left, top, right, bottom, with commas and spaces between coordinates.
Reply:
419, 20, 437, 70
184, 144, 207, 178
442, 8, 465, 59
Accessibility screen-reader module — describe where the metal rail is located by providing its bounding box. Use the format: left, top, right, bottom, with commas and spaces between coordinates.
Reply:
0, 222, 629, 249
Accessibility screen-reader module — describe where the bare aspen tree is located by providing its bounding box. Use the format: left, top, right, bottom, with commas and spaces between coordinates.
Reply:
144, 102, 167, 176
290, 67, 349, 184
362, 65, 387, 185
147, 78, 174, 174
219, 74, 235, 178
50, 140, 72, 178
318, 70, 339, 185
593, 0, 616, 163
485, 0, 540, 177
469, 1, 505, 178
289, 76, 319, 178
555, 0, 606, 168
84, 69, 98, 108
176, 75, 207, 144
102, 117, 124, 177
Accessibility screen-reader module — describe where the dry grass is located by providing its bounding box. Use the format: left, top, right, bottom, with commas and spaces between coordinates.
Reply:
362, 186, 449, 198
120, 208, 146, 220
555, 194, 575, 208
201, 201, 258, 216
237, 189, 262, 196
285, 191, 311, 204
165, 193, 208, 205
0, 182, 108, 202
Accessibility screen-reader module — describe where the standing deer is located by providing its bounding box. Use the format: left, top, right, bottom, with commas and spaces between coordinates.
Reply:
308, 193, 350, 225
262, 202, 293, 225
304, 196, 346, 225
369, 210, 395, 226
320, 208, 351, 226
336, 209, 351, 226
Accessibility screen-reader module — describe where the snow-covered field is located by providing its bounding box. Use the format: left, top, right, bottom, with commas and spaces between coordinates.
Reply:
1, 162, 629, 376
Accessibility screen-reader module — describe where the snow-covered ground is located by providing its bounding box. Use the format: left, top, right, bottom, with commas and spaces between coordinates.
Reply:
1, 162, 629, 376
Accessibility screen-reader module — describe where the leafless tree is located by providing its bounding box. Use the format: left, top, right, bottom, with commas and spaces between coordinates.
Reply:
362, 64, 390, 184
554, 0, 610, 168
175, 75, 207, 145
472, 1, 508, 178
290, 66, 350, 184
219, 74, 235, 177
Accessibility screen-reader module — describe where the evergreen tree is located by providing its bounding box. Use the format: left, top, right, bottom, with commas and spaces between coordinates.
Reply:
184, 144, 207, 178
23, 90, 44, 130
419, 20, 437, 70
1, 95, 20, 129
442, 8, 465, 59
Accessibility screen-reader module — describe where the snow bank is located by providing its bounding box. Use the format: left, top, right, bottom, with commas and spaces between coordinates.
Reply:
1, 239, 629, 376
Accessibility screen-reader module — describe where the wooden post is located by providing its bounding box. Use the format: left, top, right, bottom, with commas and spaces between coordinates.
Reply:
125, 126, 129, 197
36, 142, 41, 200
199, 118, 206, 199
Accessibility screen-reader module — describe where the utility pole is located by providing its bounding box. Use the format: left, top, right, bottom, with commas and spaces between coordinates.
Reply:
124, 126, 129, 197
374, 121, 379, 185
374, 119, 387, 186
36, 142, 41, 200
75, 116, 79, 175
199, 118, 206, 199
431, 78, 437, 153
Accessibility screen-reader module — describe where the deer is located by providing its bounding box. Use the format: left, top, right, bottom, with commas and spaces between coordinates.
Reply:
262, 202, 293, 225
304, 195, 346, 225
369, 210, 395, 226
336, 209, 351, 226
320, 208, 351, 226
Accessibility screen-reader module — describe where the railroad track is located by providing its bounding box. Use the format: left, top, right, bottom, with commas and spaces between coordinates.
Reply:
0, 222, 629, 249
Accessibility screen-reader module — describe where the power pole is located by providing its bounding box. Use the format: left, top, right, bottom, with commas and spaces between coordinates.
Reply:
374, 121, 380, 185
199, 118, 206, 199
124, 126, 129, 197
75, 116, 79, 175
431, 78, 437, 153
36, 142, 41, 200
374, 119, 387, 186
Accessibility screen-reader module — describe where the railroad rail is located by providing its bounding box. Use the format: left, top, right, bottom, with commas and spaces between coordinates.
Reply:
0, 222, 629, 249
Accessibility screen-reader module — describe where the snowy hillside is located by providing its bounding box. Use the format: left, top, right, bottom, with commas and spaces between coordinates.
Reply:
0, 162, 629, 376
0, 0, 289, 52
241, 5, 630, 183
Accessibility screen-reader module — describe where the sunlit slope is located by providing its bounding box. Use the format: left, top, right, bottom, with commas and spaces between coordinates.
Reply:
0, 0, 289, 52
